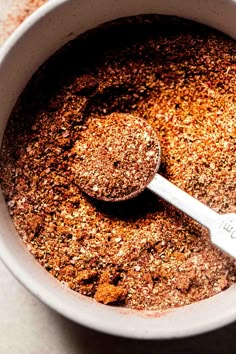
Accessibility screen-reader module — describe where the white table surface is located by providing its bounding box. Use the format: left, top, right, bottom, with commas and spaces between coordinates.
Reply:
0, 2, 236, 353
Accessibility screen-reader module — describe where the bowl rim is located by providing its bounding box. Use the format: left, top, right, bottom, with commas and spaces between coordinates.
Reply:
0, 0, 236, 339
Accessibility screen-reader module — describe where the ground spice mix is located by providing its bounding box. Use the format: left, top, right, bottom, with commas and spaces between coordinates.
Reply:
0, 15, 235, 310
72, 112, 160, 201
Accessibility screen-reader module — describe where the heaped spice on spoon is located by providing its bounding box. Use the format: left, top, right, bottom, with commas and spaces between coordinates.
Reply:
0, 15, 235, 310
72, 113, 160, 201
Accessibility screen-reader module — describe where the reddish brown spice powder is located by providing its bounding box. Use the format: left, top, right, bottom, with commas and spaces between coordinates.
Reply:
72, 112, 160, 201
0, 15, 235, 310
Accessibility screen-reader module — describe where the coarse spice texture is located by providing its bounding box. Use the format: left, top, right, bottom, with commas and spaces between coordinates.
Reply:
72, 112, 160, 201
0, 15, 236, 310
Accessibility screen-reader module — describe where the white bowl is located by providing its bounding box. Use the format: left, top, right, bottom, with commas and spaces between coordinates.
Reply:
0, 0, 235, 339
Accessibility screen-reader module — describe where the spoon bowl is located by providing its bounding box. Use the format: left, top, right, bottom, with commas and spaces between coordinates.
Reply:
73, 113, 162, 202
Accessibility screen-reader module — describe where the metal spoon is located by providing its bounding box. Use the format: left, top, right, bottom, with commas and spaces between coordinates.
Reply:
77, 114, 236, 258
148, 173, 236, 259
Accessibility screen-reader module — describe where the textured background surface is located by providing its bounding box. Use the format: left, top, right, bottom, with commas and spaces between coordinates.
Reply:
0, 1, 236, 353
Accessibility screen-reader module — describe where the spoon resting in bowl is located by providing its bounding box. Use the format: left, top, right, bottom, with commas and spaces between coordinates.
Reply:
73, 112, 236, 258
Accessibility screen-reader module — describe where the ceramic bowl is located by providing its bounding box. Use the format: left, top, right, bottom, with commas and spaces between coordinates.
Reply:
0, 0, 235, 339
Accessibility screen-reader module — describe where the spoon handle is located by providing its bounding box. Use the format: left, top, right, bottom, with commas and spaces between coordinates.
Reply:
148, 174, 236, 258
147, 173, 218, 230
